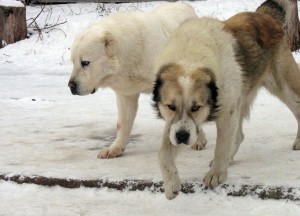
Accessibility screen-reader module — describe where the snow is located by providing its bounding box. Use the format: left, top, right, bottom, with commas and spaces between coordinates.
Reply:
0, 0, 300, 215
0, 0, 24, 7
0, 181, 299, 216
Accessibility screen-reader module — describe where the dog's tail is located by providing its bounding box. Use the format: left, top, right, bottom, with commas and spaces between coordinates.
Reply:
256, 0, 300, 51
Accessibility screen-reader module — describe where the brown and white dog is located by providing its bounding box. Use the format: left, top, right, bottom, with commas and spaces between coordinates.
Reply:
152, 4, 300, 199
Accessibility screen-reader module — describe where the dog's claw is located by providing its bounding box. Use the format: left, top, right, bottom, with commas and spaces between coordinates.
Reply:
191, 132, 207, 150
97, 147, 124, 159
203, 170, 227, 188
293, 138, 300, 150
191, 140, 206, 150
163, 179, 181, 200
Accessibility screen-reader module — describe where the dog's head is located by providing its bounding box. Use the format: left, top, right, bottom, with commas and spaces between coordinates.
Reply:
68, 29, 118, 95
153, 63, 218, 146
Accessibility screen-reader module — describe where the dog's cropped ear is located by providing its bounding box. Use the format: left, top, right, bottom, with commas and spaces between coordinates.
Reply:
103, 32, 116, 58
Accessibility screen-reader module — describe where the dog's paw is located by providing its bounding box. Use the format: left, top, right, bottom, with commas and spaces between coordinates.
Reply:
191, 137, 207, 150
163, 178, 181, 200
97, 147, 124, 159
203, 169, 227, 188
293, 138, 300, 150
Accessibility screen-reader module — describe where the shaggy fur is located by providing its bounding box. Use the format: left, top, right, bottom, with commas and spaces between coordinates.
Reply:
256, 0, 300, 51
153, 11, 300, 200
67, 3, 200, 159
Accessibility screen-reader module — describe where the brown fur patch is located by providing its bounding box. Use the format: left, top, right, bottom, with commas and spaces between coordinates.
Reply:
160, 79, 183, 105
224, 12, 285, 93
190, 67, 214, 84
158, 63, 184, 81
256, 0, 285, 24
153, 63, 185, 115
189, 67, 219, 120
256, 0, 300, 52
224, 12, 284, 49
152, 64, 184, 118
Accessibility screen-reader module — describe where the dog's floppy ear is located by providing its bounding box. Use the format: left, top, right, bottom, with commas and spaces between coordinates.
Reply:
152, 63, 181, 103
192, 67, 219, 120
103, 31, 116, 58
152, 63, 183, 118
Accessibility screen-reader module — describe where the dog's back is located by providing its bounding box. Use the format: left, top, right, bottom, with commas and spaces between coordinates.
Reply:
256, 0, 300, 51
84, 3, 197, 79
224, 12, 285, 93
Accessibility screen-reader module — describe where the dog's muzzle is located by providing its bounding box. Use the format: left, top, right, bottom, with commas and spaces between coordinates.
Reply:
68, 81, 78, 95
176, 130, 190, 144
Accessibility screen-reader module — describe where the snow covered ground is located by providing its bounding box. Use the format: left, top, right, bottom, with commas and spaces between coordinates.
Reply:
1, 0, 300, 215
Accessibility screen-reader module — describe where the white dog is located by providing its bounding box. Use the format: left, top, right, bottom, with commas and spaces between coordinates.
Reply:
68, 3, 203, 159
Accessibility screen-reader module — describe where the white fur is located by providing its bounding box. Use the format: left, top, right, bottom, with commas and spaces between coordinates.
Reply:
157, 15, 300, 199
157, 18, 242, 199
168, 76, 198, 146
68, 3, 198, 158
169, 112, 198, 146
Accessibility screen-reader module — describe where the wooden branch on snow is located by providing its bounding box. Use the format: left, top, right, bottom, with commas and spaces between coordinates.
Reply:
0, 174, 299, 202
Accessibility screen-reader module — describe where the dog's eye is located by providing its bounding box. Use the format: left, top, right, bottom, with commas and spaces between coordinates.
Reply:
167, 104, 176, 111
191, 105, 201, 112
81, 61, 90, 68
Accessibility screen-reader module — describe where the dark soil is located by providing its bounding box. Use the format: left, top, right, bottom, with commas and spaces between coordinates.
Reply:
1, 174, 299, 201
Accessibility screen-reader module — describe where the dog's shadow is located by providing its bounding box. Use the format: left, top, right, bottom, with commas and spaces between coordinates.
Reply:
87, 130, 142, 150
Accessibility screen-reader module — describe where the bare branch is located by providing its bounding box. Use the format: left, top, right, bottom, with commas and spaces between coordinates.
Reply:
67, 4, 81, 16
27, 5, 67, 41
27, 5, 46, 26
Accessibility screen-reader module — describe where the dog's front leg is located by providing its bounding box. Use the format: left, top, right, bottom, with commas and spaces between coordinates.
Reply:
204, 106, 240, 188
191, 125, 207, 150
159, 125, 181, 200
98, 93, 139, 159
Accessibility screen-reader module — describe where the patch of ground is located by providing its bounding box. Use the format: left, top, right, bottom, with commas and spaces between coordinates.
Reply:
1, 174, 299, 201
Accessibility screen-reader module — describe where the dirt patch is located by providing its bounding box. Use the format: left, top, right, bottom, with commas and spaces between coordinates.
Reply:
0, 174, 299, 201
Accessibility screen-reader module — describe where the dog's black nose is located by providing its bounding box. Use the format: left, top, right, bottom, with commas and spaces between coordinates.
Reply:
176, 130, 190, 144
68, 81, 78, 95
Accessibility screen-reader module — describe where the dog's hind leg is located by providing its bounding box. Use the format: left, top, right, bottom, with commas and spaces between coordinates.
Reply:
231, 118, 245, 162
98, 93, 140, 158
231, 89, 260, 162
263, 47, 300, 150
159, 123, 181, 200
